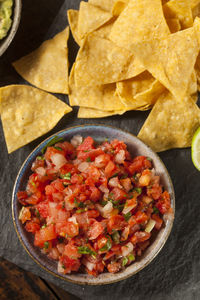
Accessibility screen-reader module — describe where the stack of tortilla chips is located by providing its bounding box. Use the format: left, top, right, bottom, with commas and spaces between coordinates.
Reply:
68, 0, 200, 152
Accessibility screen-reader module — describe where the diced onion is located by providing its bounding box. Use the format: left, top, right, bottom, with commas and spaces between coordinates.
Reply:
122, 242, 134, 256
51, 153, 67, 170
82, 258, 95, 271
94, 155, 105, 168
57, 243, 65, 254
122, 202, 136, 215
57, 261, 65, 274
68, 215, 77, 224
99, 184, 109, 194
109, 177, 119, 188
96, 202, 113, 218
73, 158, 82, 165
115, 150, 125, 164
35, 167, 46, 177
145, 219, 156, 233
78, 162, 89, 172
48, 248, 59, 260
70, 135, 83, 147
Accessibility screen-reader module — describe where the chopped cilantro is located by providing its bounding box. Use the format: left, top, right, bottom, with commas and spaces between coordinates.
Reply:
30, 181, 36, 187
123, 211, 132, 221
100, 200, 107, 207
134, 187, 142, 195
86, 157, 91, 162
110, 173, 119, 178
41, 136, 64, 154
42, 224, 47, 229
62, 264, 66, 269
76, 208, 87, 214
78, 246, 96, 257
112, 231, 120, 244
60, 172, 71, 180
128, 254, 135, 262
54, 146, 63, 151
35, 209, 40, 219
44, 241, 49, 249
62, 201, 65, 209
36, 156, 45, 161
147, 157, 152, 161
153, 207, 159, 214
74, 198, 85, 208
121, 174, 128, 179
122, 257, 128, 267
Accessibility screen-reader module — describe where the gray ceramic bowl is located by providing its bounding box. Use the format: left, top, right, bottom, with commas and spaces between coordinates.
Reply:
0, 0, 22, 56
12, 125, 175, 285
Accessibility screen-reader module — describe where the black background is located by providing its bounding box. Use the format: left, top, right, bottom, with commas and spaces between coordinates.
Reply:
0, 1, 200, 299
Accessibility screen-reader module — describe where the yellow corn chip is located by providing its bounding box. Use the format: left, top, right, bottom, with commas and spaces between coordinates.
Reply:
112, 0, 129, 16
138, 92, 200, 152
191, 0, 200, 18
0, 85, 72, 153
132, 19, 200, 100
88, 0, 115, 12
78, 107, 126, 118
163, 0, 193, 29
116, 72, 165, 110
78, 2, 112, 40
94, 18, 116, 39
13, 28, 69, 94
67, 10, 81, 46
166, 18, 181, 33
188, 70, 197, 95
109, 0, 170, 51
69, 64, 126, 111
74, 34, 144, 87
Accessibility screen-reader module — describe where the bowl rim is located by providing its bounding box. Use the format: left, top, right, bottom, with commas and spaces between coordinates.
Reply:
12, 124, 175, 285
0, 0, 22, 56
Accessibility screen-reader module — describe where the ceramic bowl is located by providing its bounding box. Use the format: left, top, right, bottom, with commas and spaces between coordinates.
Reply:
0, 0, 22, 56
12, 125, 175, 285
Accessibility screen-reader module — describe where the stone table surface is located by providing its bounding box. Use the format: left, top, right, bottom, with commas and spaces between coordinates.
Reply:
0, 1, 200, 299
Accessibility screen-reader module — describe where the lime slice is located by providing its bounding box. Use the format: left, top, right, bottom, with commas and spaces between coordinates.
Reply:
191, 127, 200, 171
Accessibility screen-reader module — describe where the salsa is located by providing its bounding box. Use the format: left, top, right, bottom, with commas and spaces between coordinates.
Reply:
0, 0, 13, 40
18, 136, 172, 276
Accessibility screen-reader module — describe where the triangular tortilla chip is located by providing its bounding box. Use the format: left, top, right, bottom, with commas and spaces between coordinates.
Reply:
0, 85, 72, 153
88, 0, 115, 12
67, 10, 81, 46
163, 0, 193, 29
69, 64, 126, 111
166, 18, 181, 33
109, 0, 170, 51
132, 19, 200, 100
138, 92, 200, 152
112, 0, 129, 16
78, 107, 125, 118
78, 2, 112, 40
74, 34, 144, 87
12, 27, 69, 94
116, 72, 166, 110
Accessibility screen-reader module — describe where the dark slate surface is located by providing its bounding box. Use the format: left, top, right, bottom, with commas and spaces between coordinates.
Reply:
1, 1, 200, 299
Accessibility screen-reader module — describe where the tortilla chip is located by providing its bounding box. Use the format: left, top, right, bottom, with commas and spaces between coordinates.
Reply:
166, 18, 181, 33
78, 2, 112, 40
67, 10, 81, 46
69, 64, 126, 111
132, 19, 200, 100
109, 0, 170, 51
188, 70, 197, 95
88, 0, 115, 12
78, 107, 125, 118
112, 0, 129, 16
191, 0, 200, 18
116, 72, 166, 110
74, 34, 144, 87
0, 85, 72, 153
163, 0, 193, 29
138, 92, 200, 152
13, 28, 69, 94
94, 18, 116, 39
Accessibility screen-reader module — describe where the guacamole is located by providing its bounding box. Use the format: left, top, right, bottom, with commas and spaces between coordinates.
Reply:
0, 0, 13, 40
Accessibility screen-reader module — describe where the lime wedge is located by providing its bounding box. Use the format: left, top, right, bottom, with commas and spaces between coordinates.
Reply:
191, 127, 200, 171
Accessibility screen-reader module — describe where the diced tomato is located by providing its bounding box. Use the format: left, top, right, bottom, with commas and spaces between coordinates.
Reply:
87, 219, 104, 240
97, 236, 108, 249
111, 187, 128, 201
86, 210, 100, 219
147, 183, 162, 200
31, 158, 45, 172
34, 224, 57, 247
156, 191, 171, 214
25, 221, 40, 233
128, 156, 152, 175
25, 195, 41, 205
111, 140, 127, 152
63, 244, 81, 259
19, 207, 31, 224
96, 261, 105, 273
77, 148, 104, 161
107, 262, 121, 273
104, 160, 116, 178
45, 146, 64, 161
88, 165, 101, 182
55, 141, 75, 157
135, 211, 148, 224
59, 163, 77, 176
57, 221, 79, 238
17, 191, 28, 205
90, 186, 102, 202
134, 231, 151, 243
60, 255, 81, 273
37, 201, 49, 218
107, 215, 127, 233
120, 178, 132, 192
152, 214, 163, 230
77, 136, 94, 151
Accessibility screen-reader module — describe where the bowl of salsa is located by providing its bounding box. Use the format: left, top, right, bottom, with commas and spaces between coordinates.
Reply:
12, 125, 175, 285
0, 0, 21, 56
